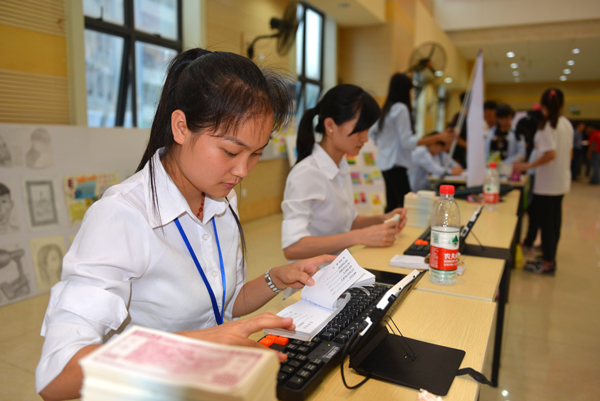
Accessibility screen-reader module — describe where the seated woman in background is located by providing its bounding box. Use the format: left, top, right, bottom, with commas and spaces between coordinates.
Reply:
368, 73, 453, 211
409, 131, 463, 192
281, 84, 407, 261
485, 103, 526, 167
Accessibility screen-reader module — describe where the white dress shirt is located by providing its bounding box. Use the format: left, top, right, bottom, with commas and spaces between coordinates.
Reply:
368, 103, 419, 171
533, 116, 573, 196
281, 143, 358, 252
35, 149, 245, 392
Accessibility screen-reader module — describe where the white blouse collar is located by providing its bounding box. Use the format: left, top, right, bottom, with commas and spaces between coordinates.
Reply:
312, 143, 350, 181
144, 149, 229, 228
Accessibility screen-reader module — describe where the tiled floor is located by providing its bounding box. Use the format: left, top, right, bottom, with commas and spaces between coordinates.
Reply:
1, 181, 599, 400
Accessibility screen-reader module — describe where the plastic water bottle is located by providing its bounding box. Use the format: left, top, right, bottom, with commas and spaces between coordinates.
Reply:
429, 185, 461, 285
483, 162, 500, 211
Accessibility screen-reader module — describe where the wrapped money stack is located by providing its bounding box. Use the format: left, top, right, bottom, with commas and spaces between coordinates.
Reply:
79, 326, 279, 401
403, 190, 436, 228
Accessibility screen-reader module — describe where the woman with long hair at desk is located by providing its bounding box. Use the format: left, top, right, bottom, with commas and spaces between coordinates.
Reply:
35, 48, 334, 401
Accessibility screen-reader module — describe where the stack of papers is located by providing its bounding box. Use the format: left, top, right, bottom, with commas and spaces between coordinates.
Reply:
389, 255, 466, 275
79, 326, 279, 401
404, 191, 436, 228
265, 249, 374, 341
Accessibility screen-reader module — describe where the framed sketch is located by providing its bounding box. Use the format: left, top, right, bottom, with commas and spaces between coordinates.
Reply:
0, 127, 24, 168
0, 179, 20, 235
0, 244, 31, 306
24, 179, 59, 229
30, 235, 65, 293
25, 127, 53, 169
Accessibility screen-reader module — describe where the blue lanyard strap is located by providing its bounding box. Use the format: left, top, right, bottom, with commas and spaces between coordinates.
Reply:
174, 217, 226, 325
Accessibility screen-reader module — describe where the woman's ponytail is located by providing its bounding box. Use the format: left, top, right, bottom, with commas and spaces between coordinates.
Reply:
295, 105, 320, 164
539, 88, 564, 130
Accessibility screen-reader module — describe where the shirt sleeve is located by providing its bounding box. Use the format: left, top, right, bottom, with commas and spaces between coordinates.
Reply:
536, 126, 556, 154
35, 197, 152, 393
281, 165, 327, 249
413, 147, 446, 176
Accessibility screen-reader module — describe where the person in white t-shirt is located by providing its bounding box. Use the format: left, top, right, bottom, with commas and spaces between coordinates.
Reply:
282, 84, 407, 261
368, 74, 453, 212
36, 48, 335, 401
513, 88, 573, 275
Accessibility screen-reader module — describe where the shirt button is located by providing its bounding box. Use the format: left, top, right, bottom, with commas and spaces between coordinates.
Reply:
211, 271, 218, 277
203, 234, 209, 241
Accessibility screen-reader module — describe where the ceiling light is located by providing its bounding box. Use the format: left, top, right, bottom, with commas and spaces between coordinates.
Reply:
435, 70, 444, 77
560, 75, 567, 81
444, 77, 453, 84
572, 48, 580, 54
506, 52, 515, 58
502, 390, 510, 397
510, 63, 518, 69
563, 69, 571, 74
514, 77, 520, 82
512, 71, 519, 76
567, 60, 575, 66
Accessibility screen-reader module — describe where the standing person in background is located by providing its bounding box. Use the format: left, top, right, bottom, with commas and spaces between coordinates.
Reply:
369, 73, 452, 211
587, 124, 600, 184
281, 84, 407, 261
448, 92, 469, 167
485, 103, 526, 167
571, 122, 585, 180
513, 88, 573, 275
483, 100, 497, 137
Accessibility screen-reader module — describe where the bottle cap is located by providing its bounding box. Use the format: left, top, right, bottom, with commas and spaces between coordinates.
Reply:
439, 185, 455, 195
489, 162, 497, 168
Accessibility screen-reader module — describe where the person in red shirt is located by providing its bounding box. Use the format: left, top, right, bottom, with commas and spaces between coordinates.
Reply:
587, 125, 600, 184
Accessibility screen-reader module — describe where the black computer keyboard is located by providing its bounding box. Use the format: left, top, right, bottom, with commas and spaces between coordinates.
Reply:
403, 227, 431, 257
258, 285, 391, 401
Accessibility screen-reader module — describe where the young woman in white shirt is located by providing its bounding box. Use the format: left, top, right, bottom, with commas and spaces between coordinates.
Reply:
513, 88, 573, 274
282, 84, 407, 261
36, 48, 335, 401
368, 73, 452, 212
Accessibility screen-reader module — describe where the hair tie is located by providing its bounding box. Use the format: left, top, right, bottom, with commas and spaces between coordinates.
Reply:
549, 89, 557, 99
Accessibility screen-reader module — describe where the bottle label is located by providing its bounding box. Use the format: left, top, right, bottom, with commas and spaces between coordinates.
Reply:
483, 184, 500, 204
430, 229, 459, 271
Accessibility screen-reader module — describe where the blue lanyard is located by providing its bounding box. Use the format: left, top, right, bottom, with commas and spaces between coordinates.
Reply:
174, 217, 226, 325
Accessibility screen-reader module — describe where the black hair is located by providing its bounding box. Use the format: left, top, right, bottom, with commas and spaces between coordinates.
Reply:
496, 103, 514, 119
136, 48, 293, 258
378, 73, 413, 132
0, 182, 9, 197
539, 88, 564, 129
484, 100, 497, 110
426, 131, 445, 146
296, 84, 380, 164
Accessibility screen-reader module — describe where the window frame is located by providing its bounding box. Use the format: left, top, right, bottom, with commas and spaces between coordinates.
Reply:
84, 0, 183, 127
296, 2, 325, 114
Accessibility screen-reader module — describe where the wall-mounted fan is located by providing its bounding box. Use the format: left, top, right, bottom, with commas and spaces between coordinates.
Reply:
407, 41, 447, 100
247, 1, 299, 59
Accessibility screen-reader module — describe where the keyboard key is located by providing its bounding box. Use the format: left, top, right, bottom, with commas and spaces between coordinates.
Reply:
294, 354, 308, 363
274, 336, 289, 346
287, 359, 302, 369
280, 365, 295, 375
311, 358, 325, 367
304, 363, 319, 373
286, 344, 298, 352
297, 369, 313, 379
334, 334, 348, 344
292, 340, 304, 346
296, 346, 310, 355
277, 372, 288, 384
259, 337, 274, 347
285, 352, 297, 359
285, 376, 305, 389
320, 331, 335, 341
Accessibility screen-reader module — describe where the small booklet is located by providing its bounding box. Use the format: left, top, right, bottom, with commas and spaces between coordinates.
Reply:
389, 254, 465, 275
265, 249, 374, 341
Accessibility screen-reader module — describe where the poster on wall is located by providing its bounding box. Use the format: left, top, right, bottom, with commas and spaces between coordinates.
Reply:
23, 179, 59, 230
0, 243, 34, 306
30, 235, 66, 293
345, 141, 385, 215
64, 172, 119, 225
0, 178, 20, 236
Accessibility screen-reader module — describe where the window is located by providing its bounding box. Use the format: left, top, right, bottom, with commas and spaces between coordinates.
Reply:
296, 2, 324, 119
84, 0, 182, 128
